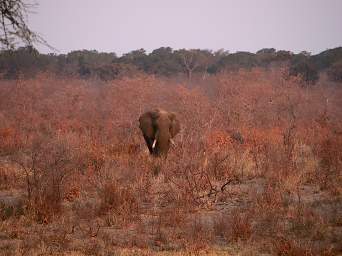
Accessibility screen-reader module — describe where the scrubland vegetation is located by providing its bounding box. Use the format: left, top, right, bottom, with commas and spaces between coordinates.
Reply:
1, 1, 341, 255
0, 66, 341, 255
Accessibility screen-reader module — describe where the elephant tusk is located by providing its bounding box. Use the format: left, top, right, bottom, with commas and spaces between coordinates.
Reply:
170, 138, 175, 146
152, 130, 159, 149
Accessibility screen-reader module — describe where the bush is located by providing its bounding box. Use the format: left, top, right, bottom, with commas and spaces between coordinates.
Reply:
289, 60, 319, 84
327, 61, 342, 82
11, 134, 78, 222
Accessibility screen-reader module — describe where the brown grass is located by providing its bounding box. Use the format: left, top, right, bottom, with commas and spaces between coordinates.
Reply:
0, 69, 341, 255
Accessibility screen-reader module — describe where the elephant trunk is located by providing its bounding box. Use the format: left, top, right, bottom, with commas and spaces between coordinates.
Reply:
152, 128, 171, 156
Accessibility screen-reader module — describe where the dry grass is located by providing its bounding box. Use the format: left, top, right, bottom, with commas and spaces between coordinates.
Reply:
0, 69, 341, 255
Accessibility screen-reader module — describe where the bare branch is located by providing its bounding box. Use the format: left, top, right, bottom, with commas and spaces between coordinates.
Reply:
0, 0, 53, 50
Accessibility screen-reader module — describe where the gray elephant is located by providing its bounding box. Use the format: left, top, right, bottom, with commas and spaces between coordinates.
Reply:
139, 109, 180, 157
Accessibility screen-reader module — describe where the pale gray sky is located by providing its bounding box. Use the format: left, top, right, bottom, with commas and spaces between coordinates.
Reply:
29, 0, 342, 55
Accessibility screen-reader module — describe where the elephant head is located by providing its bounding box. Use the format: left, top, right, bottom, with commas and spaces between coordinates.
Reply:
139, 109, 180, 157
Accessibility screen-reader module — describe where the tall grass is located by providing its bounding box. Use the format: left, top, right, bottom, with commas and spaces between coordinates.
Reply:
0, 69, 341, 255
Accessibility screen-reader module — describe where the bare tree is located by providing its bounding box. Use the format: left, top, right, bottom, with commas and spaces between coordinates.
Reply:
177, 49, 214, 81
0, 0, 49, 49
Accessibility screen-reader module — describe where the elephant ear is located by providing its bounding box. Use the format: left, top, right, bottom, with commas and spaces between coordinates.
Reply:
139, 112, 154, 138
168, 112, 180, 138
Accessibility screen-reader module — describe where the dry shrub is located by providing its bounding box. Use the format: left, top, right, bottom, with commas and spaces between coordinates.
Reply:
0, 164, 20, 190
245, 127, 284, 176
313, 129, 342, 193
212, 214, 230, 239
205, 130, 233, 153
10, 133, 79, 223
272, 236, 338, 256
251, 182, 288, 239
184, 217, 212, 253
287, 205, 325, 239
158, 206, 187, 229
98, 179, 140, 226
292, 142, 318, 182
213, 211, 252, 245
0, 70, 341, 254
80, 143, 106, 175
0, 195, 24, 221
229, 210, 252, 242
255, 182, 286, 214
272, 237, 314, 256
0, 127, 21, 156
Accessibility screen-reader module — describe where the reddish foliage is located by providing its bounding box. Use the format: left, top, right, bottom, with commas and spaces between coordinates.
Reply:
0, 70, 341, 254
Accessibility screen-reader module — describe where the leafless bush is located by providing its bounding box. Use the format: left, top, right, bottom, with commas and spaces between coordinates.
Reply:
0, 70, 341, 254
10, 133, 78, 222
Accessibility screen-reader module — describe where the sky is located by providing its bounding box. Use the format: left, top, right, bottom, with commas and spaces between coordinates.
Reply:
28, 0, 342, 56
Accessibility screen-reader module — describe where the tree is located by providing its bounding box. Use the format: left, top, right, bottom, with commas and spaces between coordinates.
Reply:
311, 47, 342, 70
214, 51, 258, 72
289, 59, 319, 85
118, 48, 148, 71
0, 45, 46, 79
77, 55, 91, 78
327, 60, 342, 83
275, 50, 293, 61
0, 0, 48, 49
256, 48, 277, 67
256, 48, 276, 54
207, 49, 229, 74
198, 49, 215, 79
299, 51, 311, 57
147, 47, 182, 76
175, 49, 214, 81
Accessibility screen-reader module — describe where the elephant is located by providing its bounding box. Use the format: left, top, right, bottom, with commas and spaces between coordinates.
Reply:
139, 109, 180, 157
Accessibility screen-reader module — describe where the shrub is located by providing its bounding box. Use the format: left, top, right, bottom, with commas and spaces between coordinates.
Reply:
289, 60, 319, 84
327, 61, 342, 83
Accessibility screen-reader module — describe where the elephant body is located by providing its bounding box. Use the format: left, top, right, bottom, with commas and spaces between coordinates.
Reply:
139, 109, 180, 157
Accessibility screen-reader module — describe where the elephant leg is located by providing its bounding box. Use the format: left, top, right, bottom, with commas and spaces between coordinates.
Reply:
143, 135, 154, 154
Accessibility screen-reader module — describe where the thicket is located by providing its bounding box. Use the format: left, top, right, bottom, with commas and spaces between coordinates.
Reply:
0, 69, 341, 255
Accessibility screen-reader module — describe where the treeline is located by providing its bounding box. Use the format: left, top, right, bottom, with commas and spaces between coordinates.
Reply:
0, 46, 342, 83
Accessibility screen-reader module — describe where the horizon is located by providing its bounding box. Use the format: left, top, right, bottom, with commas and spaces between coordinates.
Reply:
28, 0, 342, 56
13, 45, 342, 57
